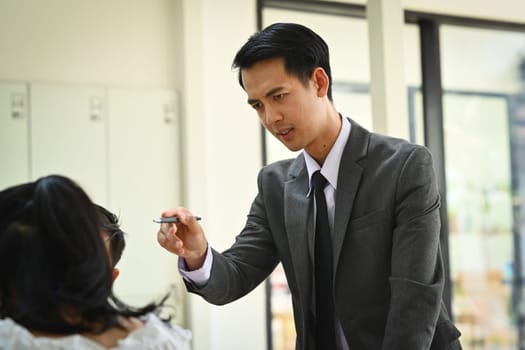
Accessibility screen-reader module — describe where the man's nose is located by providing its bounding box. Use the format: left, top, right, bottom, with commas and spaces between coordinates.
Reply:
263, 105, 282, 125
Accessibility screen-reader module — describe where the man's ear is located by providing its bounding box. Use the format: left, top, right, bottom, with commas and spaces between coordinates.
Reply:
112, 268, 120, 282
311, 67, 330, 98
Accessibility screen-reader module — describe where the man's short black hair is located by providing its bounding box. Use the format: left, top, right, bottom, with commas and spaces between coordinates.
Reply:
232, 22, 333, 101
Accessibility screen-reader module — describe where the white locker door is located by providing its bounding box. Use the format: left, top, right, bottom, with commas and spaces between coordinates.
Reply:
107, 88, 182, 318
30, 83, 108, 204
0, 82, 29, 190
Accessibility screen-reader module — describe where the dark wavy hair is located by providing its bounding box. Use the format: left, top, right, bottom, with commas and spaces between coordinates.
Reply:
0, 175, 164, 334
232, 22, 333, 101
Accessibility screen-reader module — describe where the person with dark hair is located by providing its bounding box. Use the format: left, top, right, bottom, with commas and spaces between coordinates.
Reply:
0, 175, 191, 349
157, 23, 462, 349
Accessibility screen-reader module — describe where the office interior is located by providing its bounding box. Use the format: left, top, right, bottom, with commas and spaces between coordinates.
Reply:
1, 0, 525, 349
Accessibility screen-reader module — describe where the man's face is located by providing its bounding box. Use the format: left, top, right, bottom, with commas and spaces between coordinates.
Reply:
241, 57, 326, 153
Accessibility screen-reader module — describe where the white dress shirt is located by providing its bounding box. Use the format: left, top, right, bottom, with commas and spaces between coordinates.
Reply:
303, 116, 351, 350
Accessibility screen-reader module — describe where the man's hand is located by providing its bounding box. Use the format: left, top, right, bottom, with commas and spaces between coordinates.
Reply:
156, 207, 208, 270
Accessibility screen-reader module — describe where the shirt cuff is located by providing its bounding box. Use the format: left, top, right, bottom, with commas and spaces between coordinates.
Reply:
178, 245, 212, 287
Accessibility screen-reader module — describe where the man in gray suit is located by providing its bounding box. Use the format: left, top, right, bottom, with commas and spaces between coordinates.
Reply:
157, 23, 462, 349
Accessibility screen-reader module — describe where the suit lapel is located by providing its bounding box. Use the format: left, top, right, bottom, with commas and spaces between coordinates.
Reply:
284, 155, 314, 311
281, 119, 370, 319
333, 119, 369, 274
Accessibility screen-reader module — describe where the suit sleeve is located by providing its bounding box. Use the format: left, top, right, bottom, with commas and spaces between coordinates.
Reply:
184, 169, 280, 305
382, 145, 444, 350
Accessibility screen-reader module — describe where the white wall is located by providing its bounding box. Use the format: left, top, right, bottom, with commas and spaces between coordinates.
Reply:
180, 1, 266, 349
0, 0, 183, 88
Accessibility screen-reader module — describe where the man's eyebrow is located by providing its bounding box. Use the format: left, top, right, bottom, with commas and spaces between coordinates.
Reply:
265, 86, 284, 97
247, 87, 285, 105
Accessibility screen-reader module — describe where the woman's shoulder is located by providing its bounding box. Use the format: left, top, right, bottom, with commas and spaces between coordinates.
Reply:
115, 313, 192, 350
0, 315, 192, 350
0, 318, 34, 349
0, 317, 105, 350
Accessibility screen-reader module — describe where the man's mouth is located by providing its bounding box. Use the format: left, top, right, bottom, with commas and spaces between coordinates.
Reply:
276, 128, 292, 137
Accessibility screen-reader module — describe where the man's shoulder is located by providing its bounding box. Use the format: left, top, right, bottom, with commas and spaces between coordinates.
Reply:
260, 155, 302, 175
346, 118, 425, 158
256, 155, 306, 188
345, 128, 433, 170
367, 130, 428, 157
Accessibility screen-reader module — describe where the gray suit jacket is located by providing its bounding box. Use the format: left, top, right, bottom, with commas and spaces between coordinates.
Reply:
187, 119, 462, 349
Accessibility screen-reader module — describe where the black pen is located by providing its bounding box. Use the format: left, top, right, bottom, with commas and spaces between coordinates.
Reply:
153, 216, 202, 224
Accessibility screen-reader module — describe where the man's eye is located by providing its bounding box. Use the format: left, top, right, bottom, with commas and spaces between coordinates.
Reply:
274, 93, 286, 101
251, 103, 262, 110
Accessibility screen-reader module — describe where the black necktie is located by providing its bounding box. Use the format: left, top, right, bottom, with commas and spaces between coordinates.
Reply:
312, 170, 336, 349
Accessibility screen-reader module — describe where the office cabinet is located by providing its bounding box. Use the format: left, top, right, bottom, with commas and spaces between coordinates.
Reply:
30, 83, 108, 203
107, 88, 183, 318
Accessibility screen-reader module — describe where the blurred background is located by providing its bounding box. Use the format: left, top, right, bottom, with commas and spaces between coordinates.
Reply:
1, 0, 525, 349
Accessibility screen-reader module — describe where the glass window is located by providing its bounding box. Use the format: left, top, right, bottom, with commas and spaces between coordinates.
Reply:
440, 24, 525, 349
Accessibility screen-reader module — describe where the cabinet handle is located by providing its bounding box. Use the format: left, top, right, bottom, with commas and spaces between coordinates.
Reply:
11, 93, 25, 119
164, 101, 175, 124
90, 96, 103, 122
90, 113, 101, 121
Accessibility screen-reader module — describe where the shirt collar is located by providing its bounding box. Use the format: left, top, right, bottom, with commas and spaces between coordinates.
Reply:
304, 116, 352, 196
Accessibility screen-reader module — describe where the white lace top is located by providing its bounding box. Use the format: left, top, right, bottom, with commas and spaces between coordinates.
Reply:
0, 314, 192, 350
